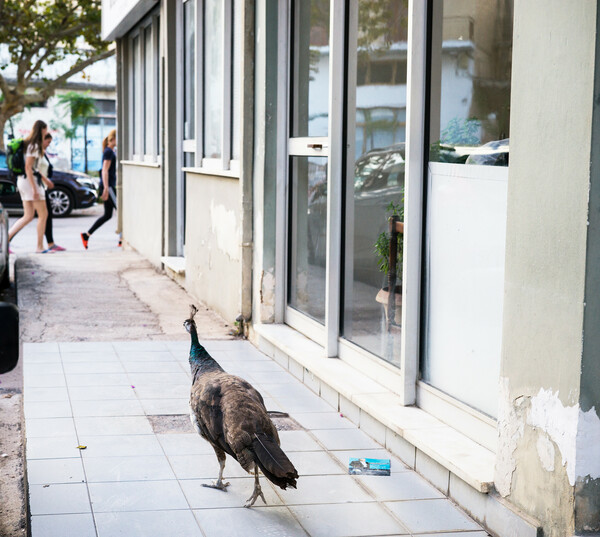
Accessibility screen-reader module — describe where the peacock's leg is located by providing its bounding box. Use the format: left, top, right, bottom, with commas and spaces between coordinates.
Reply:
244, 466, 267, 508
203, 447, 230, 490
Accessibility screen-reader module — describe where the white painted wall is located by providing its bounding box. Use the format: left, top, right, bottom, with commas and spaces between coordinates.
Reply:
121, 163, 163, 267
185, 172, 241, 323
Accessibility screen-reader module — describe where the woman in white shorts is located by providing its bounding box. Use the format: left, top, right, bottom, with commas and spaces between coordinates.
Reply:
8, 120, 49, 253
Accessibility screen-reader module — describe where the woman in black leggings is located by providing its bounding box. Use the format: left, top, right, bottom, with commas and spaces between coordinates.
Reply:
81, 129, 117, 249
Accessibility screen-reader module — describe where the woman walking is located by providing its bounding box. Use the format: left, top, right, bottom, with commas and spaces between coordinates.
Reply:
38, 132, 66, 252
8, 120, 49, 253
80, 129, 117, 249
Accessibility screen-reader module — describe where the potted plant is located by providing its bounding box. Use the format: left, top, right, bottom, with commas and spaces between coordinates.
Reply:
374, 200, 404, 326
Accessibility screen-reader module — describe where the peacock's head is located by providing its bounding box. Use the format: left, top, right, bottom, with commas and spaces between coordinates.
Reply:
183, 304, 198, 334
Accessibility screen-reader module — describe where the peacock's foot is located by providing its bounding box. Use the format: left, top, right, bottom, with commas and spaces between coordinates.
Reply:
202, 479, 230, 491
244, 484, 267, 508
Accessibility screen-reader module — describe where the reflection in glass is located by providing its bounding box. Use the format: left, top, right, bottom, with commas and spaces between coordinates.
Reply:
204, 0, 224, 158
183, 0, 195, 141
291, 0, 330, 138
342, 0, 408, 367
289, 156, 328, 324
429, 0, 513, 165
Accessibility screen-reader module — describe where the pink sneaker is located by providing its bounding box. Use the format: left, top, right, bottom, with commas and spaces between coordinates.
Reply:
50, 244, 66, 252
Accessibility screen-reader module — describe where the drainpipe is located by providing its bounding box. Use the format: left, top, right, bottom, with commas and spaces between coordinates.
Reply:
115, 38, 124, 235
239, 0, 255, 335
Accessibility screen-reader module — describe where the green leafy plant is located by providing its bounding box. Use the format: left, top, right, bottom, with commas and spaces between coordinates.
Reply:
374, 200, 404, 278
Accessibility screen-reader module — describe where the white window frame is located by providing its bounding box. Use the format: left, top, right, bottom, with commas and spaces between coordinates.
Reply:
128, 12, 160, 163
183, 0, 240, 175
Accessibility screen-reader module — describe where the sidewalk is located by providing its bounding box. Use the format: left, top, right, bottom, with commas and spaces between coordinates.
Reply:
23, 339, 489, 537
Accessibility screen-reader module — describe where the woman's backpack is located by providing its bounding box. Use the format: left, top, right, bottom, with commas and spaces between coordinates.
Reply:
6, 138, 25, 176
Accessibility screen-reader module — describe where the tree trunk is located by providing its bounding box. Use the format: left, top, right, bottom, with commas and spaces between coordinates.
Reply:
0, 115, 7, 152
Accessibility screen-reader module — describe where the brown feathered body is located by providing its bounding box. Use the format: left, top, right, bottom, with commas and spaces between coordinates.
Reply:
186, 317, 298, 493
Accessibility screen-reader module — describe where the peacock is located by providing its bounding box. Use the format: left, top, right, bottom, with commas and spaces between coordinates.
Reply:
184, 305, 299, 507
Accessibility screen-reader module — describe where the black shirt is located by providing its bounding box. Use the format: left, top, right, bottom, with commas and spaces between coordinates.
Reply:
103, 147, 117, 188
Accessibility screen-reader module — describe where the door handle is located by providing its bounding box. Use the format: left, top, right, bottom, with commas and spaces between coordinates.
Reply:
307, 143, 323, 150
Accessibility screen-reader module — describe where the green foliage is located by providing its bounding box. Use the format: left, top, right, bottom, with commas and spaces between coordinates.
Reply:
374, 200, 404, 277
0, 0, 113, 149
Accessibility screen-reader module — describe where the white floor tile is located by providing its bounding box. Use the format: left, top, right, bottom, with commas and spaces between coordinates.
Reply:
122, 361, 185, 373
79, 435, 163, 458
385, 499, 483, 533
24, 387, 70, 402
63, 362, 125, 374
131, 384, 190, 399
75, 416, 153, 436
356, 472, 445, 501
68, 385, 138, 401
83, 455, 176, 482
140, 398, 190, 415
60, 351, 120, 363
193, 506, 308, 537
89, 480, 188, 512
31, 513, 96, 537
286, 450, 345, 476
65, 373, 131, 387
289, 503, 409, 537
279, 474, 374, 505
116, 350, 176, 362
293, 412, 356, 431
59, 342, 116, 353
24, 401, 73, 419
127, 372, 190, 386
181, 477, 282, 509
168, 454, 250, 480
310, 428, 382, 451
27, 436, 81, 460
113, 341, 169, 352
95, 509, 203, 537
26, 418, 77, 438
27, 458, 86, 485
278, 430, 323, 453
29, 483, 91, 515
156, 433, 215, 456
24, 374, 67, 388
24, 342, 60, 354
23, 363, 64, 377
71, 399, 145, 417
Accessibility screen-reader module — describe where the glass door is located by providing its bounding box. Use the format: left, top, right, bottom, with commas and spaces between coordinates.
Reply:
286, 0, 331, 344
341, 0, 409, 368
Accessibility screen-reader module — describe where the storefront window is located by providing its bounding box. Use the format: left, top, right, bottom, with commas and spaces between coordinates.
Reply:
341, 0, 408, 367
291, 0, 330, 138
422, 0, 513, 418
428, 0, 512, 166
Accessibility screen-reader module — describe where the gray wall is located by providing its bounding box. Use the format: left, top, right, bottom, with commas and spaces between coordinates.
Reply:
496, 1, 599, 535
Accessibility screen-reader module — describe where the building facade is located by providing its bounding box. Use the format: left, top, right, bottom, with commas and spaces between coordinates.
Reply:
102, 1, 600, 535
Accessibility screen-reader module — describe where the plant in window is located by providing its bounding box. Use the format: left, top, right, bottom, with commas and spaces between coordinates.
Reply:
374, 200, 403, 279
374, 198, 404, 327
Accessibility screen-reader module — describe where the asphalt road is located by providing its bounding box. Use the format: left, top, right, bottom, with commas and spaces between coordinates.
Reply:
0, 204, 233, 536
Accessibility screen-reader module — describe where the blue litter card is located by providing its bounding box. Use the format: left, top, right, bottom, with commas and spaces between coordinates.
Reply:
348, 457, 391, 476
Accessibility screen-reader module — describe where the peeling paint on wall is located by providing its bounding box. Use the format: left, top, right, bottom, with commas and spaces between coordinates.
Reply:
260, 269, 275, 321
210, 201, 240, 261
528, 388, 578, 485
536, 434, 556, 472
528, 388, 600, 486
495, 377, 525, 497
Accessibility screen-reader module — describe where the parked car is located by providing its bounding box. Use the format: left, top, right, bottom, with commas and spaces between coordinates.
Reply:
308, 144, 405, 288
0, 200, 9, 289
0, 150, 97, 217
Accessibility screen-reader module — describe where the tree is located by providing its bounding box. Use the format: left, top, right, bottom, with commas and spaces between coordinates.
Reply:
51, 91, 98, 171
0, 0, 114, 151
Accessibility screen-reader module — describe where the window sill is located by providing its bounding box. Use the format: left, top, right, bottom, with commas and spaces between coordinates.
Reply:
121, 160, 161, 168
182, 167, 239, 179
253, 322, 495, 494
161, 256, 185, 275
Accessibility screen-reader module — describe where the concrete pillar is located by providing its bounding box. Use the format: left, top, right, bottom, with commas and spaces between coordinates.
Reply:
496, 1, 600, 535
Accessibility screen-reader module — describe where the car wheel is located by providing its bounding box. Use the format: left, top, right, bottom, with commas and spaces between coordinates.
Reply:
48, 187, 74, 217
